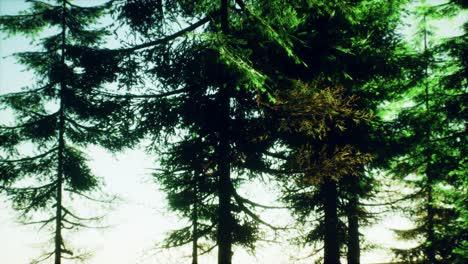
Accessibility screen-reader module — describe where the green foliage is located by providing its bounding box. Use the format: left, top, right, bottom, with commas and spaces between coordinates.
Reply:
1, 0, 465, 263
0, 0, 133, 262
384, 0, 467, 262
251, 0, 407, 260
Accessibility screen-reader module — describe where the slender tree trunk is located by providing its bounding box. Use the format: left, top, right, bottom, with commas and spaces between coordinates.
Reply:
217, 155, 232, 264
54, 2, 66, 263
426, 179, 436, 263
347, 178, 360, 264
55, 125, 64, 264
192, 174, 199, 264
323, 178, 341, 264
422, 14, 436, 263
217, 88, 232, 264
217, 1, 232, 264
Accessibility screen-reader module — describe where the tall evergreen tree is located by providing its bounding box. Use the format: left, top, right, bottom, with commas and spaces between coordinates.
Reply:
108, 1, 409, 263
388, 0, 467, 262
0, 1, 133, 263
241, 1, 406, 263
268, 83, 372, 264
112, 1, 289, 263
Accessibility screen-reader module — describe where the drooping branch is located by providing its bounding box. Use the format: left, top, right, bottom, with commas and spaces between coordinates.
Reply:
231, 185, 286, 230
96, 88, 188, 99
199, 243, 217, 255
0, 147, 58, 163
115, 11, 220, 53
23, 216, 57, 231
0, 113, 58, 130
61, 206, 104, 221
61, 217, 108, 229
64, 188, 117, 203
0, 83, 55, 98
232, 189, 286, 209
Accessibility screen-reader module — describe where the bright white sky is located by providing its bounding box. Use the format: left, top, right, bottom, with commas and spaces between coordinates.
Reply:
0, 1, 465, 263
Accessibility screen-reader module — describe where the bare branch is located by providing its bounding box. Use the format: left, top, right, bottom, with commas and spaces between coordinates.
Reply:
22, 216, 56, 230
62, 206, 105, 221
64, 188, 117, 204
232, 189, 286, 230
31, 251, 54, 264
62, 218, 109, 229
199, 243, 217, 255
232, 190, 285, 209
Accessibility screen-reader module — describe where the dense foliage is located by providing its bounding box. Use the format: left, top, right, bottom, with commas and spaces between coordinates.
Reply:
0, 0, 466, 264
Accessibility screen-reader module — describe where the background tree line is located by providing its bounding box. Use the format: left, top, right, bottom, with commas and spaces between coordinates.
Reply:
0, 0, 466, 263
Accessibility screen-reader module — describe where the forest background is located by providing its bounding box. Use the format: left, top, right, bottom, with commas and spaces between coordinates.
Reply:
0, 0, 466, 263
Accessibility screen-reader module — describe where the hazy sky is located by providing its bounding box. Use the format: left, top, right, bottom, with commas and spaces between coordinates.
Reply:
0, 1, 465, 263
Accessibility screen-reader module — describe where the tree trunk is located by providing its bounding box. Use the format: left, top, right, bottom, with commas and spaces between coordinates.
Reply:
323, 178, 341, 264
192, 175, 199, 264
426, 178, 436, 263
217, 88, 232, 264
347, 178, 360, 264
217, 1, 232, 264
54, 130, 64, 264
54, 2, 66, 263
217, 158, 232, 264
422, 14, 436, 263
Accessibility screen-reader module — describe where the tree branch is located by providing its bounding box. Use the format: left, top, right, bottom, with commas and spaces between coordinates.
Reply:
0, 147, 58, 163
232, 188, 285, 230
62, 206, 104, 221
115, 11, 220, 53
0, 83, 54, 98
23, 216, 56, 230
232, 190, 285, 209
97, 88, 188, 99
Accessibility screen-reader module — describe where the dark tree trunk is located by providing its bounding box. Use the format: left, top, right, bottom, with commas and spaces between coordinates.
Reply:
54, 129, 64, 264
217, 1, 233, 264
192, 175, 199, 264
347, 178, 360, 264
217, 88, 232, 264
54, 3, 66, 263
217, 158, 232, 264
323, 178, 341, 264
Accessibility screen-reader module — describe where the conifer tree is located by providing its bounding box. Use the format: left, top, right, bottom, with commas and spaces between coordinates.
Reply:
388, 1, 467, 262
239, 1, 406, 263
111, 1, 405, 263
112, 1, 288, 263
0, 1, 133, 263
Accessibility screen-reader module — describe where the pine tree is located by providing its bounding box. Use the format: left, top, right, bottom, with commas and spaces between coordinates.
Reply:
0, 1, 134, 263
245, 1, 406, 263
271, 84, 372, 264
388, 0, 467, 262
111, 1, 406, 263
112, 1, 289, 263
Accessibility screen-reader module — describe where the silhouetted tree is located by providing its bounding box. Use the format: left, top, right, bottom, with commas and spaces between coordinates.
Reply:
0, 1, 134, 263
112, 1, 289, 263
